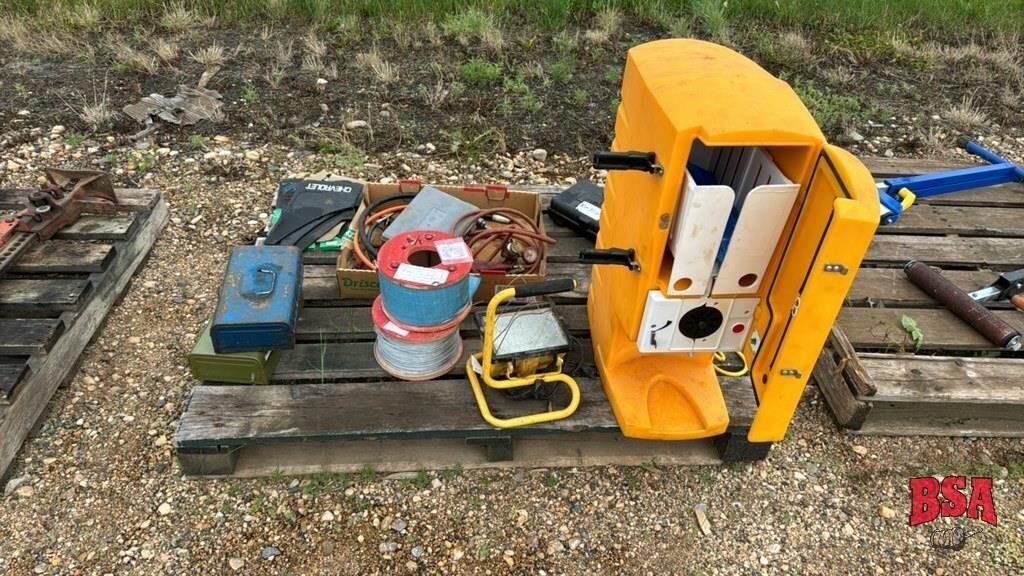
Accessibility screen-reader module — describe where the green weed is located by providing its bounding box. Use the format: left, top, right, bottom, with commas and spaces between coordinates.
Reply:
548, 55, 574, 84
242, 83, 259, 105
791, 78, 868, 135
189, 134, 208, 150
357, 465, 377, 482
458, 58, 502, 87
692, 0, 730, 43
64, 129, 84, 146
403, 469, 431, 490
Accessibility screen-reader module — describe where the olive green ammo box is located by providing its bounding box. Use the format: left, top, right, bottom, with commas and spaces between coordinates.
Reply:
188, 322, 281, 384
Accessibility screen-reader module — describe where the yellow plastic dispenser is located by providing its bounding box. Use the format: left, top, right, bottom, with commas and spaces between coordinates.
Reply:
588, 39, 878, 443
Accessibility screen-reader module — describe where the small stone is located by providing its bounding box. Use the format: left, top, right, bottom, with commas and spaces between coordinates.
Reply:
546, 540, 564, 555
847, 130, 864, 142
404, 560, 418, 573
411, 545, 424, 558
228, 558, 244, 571
379, 541, 400, 554
157, 502, 172, 515
213, 135, 231, 144
693, 503, 711, 536
14, 484, 35, 498
4, 475, 31, 498
567, 537, 582, 550
842, 523, 855, 537
51, 125, 66, 134
390, 518, 408, 532
531, 148, 548, 162
153, 436, 168, 447
261, 546, 281, 559
451, 548, 464, 561
760, 555, 769, 566
852, 445, 868, 456
128, 336, 141, 344
346, 120, 369, 129
430, 478, 443, 490
380, 110, 391, 118
878, 505, 896, 519
244, 150, 261, 161
424, 143, 436, 153
316, 78, 328, 86
768, 543, 781, 554
884, 149, 895, 158
321, 510, 335, 522
794, 471, 807, 482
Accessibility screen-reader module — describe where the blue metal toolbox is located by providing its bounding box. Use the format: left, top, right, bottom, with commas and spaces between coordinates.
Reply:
211, 245, 303, 353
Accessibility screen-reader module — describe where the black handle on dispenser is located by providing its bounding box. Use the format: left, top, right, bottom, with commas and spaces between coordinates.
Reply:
579, 248, 640, 271
592, 150, 663, 174
514, 278, 577, 298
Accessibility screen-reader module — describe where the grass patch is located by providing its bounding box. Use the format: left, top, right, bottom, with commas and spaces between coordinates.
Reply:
3, 1, 1023, 38
65, 129, 85, 147
458, 58, 502, 87
791, 78, 869, 135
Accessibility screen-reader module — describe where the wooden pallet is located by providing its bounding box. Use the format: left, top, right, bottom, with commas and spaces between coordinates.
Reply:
0, 188, 166, 478
814, 158, 1024, 436
175, 186, 766, 478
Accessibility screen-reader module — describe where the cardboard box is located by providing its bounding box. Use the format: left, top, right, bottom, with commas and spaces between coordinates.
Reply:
337, 180, 547, 302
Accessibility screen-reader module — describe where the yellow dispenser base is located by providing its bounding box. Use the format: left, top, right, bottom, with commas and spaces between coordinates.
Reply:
588, 270, 729, 440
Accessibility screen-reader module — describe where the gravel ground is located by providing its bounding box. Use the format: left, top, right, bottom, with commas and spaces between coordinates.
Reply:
0, 122, 1022, 576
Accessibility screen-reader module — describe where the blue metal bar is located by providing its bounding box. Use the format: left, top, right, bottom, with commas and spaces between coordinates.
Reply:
883, 164, 1019, 199
962, 139, 1015, 167
877, 140, 1023, 224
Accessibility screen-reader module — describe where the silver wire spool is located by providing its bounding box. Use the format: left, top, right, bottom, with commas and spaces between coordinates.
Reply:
371, 296, 464, 381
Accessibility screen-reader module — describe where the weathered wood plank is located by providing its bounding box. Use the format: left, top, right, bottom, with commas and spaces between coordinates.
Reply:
0, 319, 64, 354
828, 326, 875, 396
865, 235, 1024, 269
9, 241, 115, 274
176, 374, 756, 450
0, 278, 92, 314
54, 215, 137, 240
294, 304, 590, 342
858, 354, 1024, 404
0, 187, 159, 211
848, 268, 998, 308
837, 307, 1024, 351
0, 363, 29, 403
854, 402, 1024, 437
0, 197, 167, 477
881, 204, 1024, 237
211, 434, 723, 478
811, 347, 868, 429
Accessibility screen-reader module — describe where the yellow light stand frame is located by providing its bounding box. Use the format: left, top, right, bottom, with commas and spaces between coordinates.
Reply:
468, 282, 582, 428
589, 40, 878, 443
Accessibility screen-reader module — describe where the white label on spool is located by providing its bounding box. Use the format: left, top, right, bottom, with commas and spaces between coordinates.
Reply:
383, 321, 410, 337
394, 263, 450, 285
576, 201, 602, 220
470, 355, 484, 375
434, 238, 474, 264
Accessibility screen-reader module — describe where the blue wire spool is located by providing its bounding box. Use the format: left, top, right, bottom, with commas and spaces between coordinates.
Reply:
376, 230, 481, 328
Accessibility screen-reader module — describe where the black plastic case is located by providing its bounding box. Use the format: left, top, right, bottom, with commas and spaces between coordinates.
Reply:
548, 180, 603, 240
